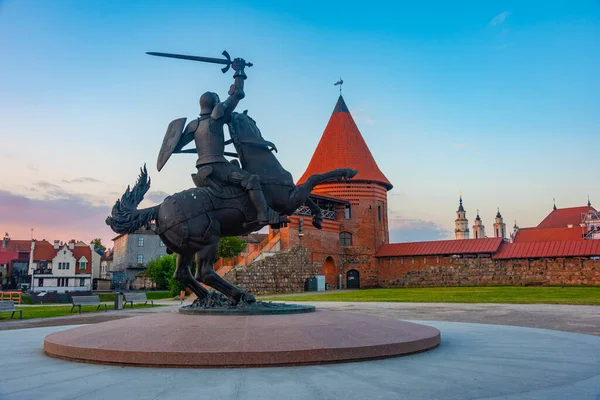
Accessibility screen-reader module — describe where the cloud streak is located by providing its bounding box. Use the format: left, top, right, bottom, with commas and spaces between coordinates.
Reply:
488, 11, 511, 27
388, 216, 452, 243
62, 177, 104, 184
0, 189, 113, 243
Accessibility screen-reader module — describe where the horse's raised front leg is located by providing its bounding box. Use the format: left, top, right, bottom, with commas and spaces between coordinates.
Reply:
196, 238, 256, 305
287, 168, 358, 214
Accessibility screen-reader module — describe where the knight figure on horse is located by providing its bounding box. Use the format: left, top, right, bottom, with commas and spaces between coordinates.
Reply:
106, 55, 357, 306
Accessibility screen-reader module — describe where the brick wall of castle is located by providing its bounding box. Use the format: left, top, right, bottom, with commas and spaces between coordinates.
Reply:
377, 255, 600, 287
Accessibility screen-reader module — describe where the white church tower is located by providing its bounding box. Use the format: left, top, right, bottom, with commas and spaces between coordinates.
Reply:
473, 210, 486, 239
455, 196, 470, 240
494, 208, 506, 239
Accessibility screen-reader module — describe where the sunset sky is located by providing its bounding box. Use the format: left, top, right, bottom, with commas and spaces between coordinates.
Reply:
1, 1, 599, 246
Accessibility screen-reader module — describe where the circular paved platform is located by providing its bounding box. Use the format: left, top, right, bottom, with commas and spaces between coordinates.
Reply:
43, 310, 440, 367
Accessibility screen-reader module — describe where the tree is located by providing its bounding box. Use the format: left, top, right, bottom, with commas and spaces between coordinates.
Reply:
217, 237, 247, 259
92, 238, 106, 253
145, 253, 176, 290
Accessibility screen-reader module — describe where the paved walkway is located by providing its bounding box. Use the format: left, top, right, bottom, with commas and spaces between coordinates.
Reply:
0, 301, 188, 331
1, 321, 599, 399
276, 301, 600, 336
2, 301, 599, 335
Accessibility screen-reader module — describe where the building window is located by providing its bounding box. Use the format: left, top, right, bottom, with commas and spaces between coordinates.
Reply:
378, 205, 382, 222
38, 278, 43, 287
79, 278, 85, 287
345, 204, 351, 219
65, 278, 69, 287
79, 261, 86, 270
160, 241, 165, 247
66, 262, 70, 270
138, 237, 144, 247
137, 254, 143, 264
339, 232, 352, 247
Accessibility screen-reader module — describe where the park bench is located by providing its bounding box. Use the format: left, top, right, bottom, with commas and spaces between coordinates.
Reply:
124, 293, 154, 308
0, 300, 22, 320
70, 295, 107, 314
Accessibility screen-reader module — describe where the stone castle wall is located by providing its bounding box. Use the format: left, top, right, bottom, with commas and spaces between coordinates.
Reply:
223, 246, 600, 295
223, 246, 320, 295
377, 256, 600, 287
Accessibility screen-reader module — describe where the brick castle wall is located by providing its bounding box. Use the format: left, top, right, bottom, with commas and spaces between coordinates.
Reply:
377, 256, 600, 287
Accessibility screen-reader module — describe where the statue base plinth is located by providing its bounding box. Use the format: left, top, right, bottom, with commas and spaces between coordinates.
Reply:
44, 311, 440, 368
179, 301, 315, 315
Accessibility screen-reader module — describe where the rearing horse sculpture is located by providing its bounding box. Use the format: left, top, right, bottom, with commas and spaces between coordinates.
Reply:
106, 111, 357, 305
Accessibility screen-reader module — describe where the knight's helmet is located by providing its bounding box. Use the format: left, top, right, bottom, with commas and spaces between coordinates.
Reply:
200, 92, 220, 115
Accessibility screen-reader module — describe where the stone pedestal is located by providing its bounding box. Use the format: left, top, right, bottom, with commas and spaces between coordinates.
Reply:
44, 310, 440, 367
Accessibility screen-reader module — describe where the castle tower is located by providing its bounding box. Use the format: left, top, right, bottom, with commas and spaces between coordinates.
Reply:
472, 210, 485, 239
454, 196, 470, 240
297, 95, 392, 254
493, 208, 506, 238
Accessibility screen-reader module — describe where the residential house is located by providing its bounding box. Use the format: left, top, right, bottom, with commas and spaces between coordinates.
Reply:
30, 240, 93, 293
111, 225, 167, 289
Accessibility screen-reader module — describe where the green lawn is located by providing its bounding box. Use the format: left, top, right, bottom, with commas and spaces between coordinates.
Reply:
261, 286, 600, 305
0, 303, 161, 321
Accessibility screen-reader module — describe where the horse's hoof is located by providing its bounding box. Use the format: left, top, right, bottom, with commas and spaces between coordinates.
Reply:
312, 218, 323, 229
241, 293, 256, 304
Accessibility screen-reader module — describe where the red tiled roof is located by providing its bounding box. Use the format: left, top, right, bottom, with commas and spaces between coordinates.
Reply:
33, 240, 57, 261
375, 238, 504, 257
73, 245, 92, 274
0, 252, 18, 264
513, 227, 584, 243
537, 206, 595, 229
493, 240, 600, 259
1, 240, 32, 253
297, 96, 392, 190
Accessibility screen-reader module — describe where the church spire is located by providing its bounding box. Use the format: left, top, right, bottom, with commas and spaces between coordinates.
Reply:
455, 195, 469, 240
494, 208, 506, 238
457, 195, 465, 212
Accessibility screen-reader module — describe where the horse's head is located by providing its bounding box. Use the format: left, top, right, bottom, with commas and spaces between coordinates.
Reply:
229, 111, 277, 153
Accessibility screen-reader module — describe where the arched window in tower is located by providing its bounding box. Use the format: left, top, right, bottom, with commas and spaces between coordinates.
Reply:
339, 232, 352, 247
378, 205, 382, 222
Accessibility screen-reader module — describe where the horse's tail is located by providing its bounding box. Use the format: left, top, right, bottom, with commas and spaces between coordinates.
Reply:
105, 165, 160, 234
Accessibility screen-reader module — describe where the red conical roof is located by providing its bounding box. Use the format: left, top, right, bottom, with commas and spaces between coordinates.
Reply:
297, 96, 392, 190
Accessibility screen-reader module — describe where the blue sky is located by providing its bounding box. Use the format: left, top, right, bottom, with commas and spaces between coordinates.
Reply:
0, 0, 598, 244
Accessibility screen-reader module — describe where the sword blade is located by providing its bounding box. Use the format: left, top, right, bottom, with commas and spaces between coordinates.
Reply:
146, 52, 229, 66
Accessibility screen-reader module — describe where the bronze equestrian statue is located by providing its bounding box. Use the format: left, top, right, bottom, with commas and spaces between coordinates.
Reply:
106, 52, 357, 305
